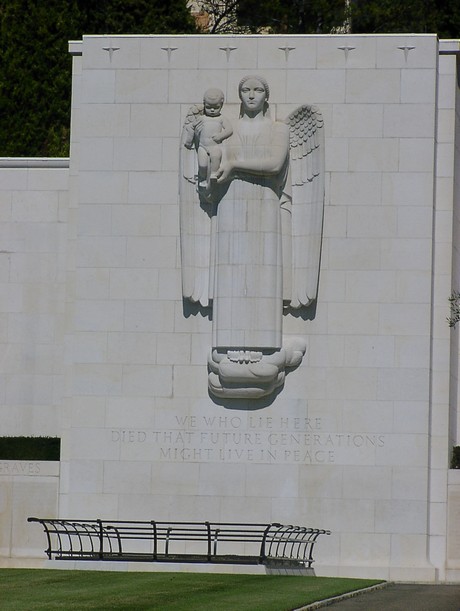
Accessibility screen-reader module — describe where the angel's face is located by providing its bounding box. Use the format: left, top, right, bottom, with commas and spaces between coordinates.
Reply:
239, 79, 267, 113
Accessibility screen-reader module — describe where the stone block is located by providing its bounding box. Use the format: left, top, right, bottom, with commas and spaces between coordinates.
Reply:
381, 172, 434, 206
124, 301, 175, 333
376, 35, 437, 69
344, 335, 395, 368
345, 270, 396, 303
332, 104, 384, 138
79, 138, 114, 172
83, 36, 141, 70
317, 36, 377, 70
122, 364, 173, 397
339, 533, 391, 566
401, 69, 437, 104
346, 70, 400, 104
79, 103, 130, 138
384, 104, 435, 138
330, 172, 382, 206
169, 70, 226, 104
257, 36, 317, 70
375, 499, 427, 534
399, 138, 434, 172
115, 69, 168, 104
81, 70, 116, 104
128, 172, 178, 205
286, 70, 346, 103
79, 171, 128, 205
77, 236, 126, 268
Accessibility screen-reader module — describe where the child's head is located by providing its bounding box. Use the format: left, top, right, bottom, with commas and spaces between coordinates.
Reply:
203, 88, 225, 116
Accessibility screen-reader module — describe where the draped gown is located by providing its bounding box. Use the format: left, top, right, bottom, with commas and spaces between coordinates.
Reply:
212, 116, 290, 352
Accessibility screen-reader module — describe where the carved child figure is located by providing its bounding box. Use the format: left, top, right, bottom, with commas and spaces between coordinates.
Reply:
183, 88, 233, 189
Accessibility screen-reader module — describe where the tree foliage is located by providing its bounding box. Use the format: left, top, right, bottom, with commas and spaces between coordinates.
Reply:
0, 1, 459, 157
0, 1, 76, 156
76, 0, 197, 35
349, 0, 460, 37
209, 0, 460, 36
0, 0, 196, 157
236, 0, 347, 34
192, 0, 240, 34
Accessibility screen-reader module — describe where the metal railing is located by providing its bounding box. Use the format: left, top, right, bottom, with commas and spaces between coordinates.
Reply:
28, 518, 330, 568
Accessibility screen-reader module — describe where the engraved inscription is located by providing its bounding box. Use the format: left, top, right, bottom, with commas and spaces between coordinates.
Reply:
0, 461, 41, 476
110, 415, 385, 465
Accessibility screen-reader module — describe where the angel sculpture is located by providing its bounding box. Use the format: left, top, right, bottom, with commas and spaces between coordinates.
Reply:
179, 75, 324, 399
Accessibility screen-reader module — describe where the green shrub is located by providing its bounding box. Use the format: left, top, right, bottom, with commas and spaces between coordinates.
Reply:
451, 446, 460, 469
0, 437, 60, 461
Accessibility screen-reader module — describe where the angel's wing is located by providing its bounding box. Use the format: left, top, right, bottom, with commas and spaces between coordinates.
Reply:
285, 105, 325, 308
179, 105, 212, 307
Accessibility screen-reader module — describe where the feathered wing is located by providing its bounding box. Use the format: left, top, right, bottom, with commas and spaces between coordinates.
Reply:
179, 105, 212, 307
285, 105, 325, 308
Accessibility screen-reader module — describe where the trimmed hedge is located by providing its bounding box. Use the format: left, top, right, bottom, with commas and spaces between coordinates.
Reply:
0, 437, 60, 461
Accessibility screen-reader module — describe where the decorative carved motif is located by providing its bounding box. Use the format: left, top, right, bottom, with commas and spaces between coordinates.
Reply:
179, 76, 324, 399
279, 45, 296, 60
102, 43, 120, 62
397, 45, 416, 61
337, 45, 355, 61
161, 46, 177, 61
219, 46, 237, 61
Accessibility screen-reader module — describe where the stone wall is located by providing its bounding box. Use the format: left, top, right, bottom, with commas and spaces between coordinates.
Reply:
1, 34, 460, 581
0, 160, 69, 438
58, 34, 454, 581
0, 461, 59, 562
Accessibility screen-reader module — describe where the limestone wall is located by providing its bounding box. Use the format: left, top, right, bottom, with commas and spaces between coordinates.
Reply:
0, 461, 59, 561
0, 160, 68, 560
58, 34, 453, 581
1, 34, 460, 581
0, 160, 69, 438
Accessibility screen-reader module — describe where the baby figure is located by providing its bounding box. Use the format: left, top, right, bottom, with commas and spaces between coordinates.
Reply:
184, 88, 233, 189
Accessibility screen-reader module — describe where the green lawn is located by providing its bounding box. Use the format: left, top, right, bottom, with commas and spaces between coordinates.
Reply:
0, 569, 383, 610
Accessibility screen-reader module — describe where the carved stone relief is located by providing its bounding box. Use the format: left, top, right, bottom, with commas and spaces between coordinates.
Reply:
179, 76, 324, 398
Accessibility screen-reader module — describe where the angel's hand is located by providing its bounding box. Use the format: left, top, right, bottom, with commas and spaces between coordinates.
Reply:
216, 161, 234, 183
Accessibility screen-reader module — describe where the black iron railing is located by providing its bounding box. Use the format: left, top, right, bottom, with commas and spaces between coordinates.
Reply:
28, 518, 330, 568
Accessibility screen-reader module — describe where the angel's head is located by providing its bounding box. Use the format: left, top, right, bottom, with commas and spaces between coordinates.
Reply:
203, 88, 225, 117
238, 76, 269, 116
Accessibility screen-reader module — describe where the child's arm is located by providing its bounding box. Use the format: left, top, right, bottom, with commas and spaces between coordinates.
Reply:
212, 116, 233, 143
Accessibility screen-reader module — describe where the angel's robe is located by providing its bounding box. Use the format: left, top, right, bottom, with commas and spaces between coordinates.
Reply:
211, 117, 290, 350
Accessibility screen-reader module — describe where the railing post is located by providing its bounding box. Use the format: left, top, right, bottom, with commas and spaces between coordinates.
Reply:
97, 519, 103, 560
28, 518, 53, 559
205, 522, 211, 561
165, 527, 172, 557
43, 521, 53, 560
260, 523, 275, 564
151, 521, 157, 560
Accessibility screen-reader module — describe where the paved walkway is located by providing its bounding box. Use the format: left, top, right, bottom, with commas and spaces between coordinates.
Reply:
313, 584, 460, 610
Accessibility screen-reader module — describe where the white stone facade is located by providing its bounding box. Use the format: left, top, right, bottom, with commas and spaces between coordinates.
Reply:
1, 34, 460, 581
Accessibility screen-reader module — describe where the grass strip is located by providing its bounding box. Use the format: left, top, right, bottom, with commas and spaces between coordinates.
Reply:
0, 569, 383, 610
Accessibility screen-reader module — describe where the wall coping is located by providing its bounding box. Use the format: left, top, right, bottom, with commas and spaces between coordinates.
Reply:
0, 158, 69, 169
